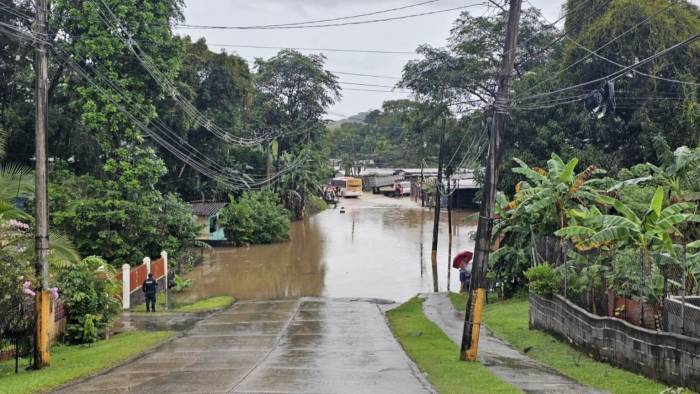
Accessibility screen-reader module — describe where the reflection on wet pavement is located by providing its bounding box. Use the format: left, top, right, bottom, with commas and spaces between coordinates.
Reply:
56, 298, 433, 394
183, 195, 476, 303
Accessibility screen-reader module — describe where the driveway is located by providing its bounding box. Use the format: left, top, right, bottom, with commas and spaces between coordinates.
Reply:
55, 298, 433, 394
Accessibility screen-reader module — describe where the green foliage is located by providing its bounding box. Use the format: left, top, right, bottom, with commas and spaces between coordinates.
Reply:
172, 274, 192, 293
56, 256, 120, 344
50, 166, 198, 268
219, 190, 290, 246
0, 330, 173, 394
524, 263, 561, 297
80, 315, 98, 345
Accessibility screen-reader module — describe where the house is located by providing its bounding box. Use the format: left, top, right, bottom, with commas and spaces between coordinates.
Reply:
191, 202, 227, 241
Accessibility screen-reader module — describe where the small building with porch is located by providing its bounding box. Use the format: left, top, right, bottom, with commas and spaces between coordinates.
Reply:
191, 202, 227, 241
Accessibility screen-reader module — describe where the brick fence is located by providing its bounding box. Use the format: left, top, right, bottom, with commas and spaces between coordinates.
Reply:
529, 293, 700, 391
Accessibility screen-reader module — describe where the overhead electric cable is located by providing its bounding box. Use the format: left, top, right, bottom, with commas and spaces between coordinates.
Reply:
0, 23, 303, 188
520, 0, 700, 88
205, 43, 415, 55
517, 32, 700, 103
95, 1, 276, 147
190, 0, 447, 29
516, 0, 680, 101
328, 70, 401, 80
177, 4, 484, 30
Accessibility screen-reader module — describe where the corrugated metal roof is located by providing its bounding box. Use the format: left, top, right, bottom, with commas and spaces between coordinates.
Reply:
190, 202, 227, 217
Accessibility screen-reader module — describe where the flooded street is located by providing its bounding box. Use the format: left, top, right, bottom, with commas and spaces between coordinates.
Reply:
182, 194, 476, 303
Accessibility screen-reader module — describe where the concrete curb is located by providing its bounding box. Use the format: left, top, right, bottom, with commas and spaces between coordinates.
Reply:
379, 301, 437, 394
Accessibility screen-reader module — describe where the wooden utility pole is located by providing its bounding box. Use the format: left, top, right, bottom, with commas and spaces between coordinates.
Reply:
460, 0, 522, 361
430, 119, 446, 293
34, 0, 51, 368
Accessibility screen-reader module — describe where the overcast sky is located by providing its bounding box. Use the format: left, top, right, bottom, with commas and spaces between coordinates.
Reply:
178, 0, 695, 120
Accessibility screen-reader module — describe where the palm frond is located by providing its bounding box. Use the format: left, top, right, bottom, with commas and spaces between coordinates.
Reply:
0, 163, 34, 201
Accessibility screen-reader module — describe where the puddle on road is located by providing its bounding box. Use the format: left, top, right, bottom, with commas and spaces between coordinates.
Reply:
181, 195, 477, 303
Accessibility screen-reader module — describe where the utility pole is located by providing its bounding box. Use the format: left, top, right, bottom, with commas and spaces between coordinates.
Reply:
34, 0, 52, 368
430, 118, 446, 293
446, 167, 454, 292
460, 0, 522, 361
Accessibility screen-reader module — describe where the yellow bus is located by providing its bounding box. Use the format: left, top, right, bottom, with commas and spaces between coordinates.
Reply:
332, 176, 363, 197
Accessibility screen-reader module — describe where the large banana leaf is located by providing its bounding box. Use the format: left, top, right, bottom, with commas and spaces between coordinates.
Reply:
557, 158, 579, 182
546, 153, 565, 178
596, 194, 640, 223
648, 186, 664, 217
512, 166, 547, 184
588, 226, 634, 245
554, 226, 596, 238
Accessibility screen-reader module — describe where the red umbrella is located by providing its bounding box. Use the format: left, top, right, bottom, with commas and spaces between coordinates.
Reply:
452, 250, 474, 269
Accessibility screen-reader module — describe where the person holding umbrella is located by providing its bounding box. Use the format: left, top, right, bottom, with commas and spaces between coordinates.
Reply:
452, 250, 474, 293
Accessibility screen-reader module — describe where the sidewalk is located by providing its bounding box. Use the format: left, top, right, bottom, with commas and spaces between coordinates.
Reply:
420, 293, 606, 394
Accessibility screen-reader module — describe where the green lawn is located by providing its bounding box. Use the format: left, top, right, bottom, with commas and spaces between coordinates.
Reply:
448, 293, 676, 394
387, 297, 520, 394
130, 294, 235, 313
0, 330, 173, 394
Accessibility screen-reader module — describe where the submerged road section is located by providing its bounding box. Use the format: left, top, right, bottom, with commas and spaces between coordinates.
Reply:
56, 298, 433, 394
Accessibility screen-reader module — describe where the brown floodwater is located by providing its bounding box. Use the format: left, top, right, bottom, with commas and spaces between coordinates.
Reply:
181, 194, 477, 303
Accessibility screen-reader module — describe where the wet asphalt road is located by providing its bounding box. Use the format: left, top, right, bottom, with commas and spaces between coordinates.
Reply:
55, 299, 433, 394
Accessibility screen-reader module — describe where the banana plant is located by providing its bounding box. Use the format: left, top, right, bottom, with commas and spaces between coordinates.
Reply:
558, 187, 699, 262
510, 153, 602, 237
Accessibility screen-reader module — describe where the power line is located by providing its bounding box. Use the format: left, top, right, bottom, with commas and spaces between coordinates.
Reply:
205, 43, 416, 55
188, 0, 447, 29
516, 32, 700, 103
521, 0, 699, 88
339, 81, 406, 89
176, 4, 484, 30
516, 0, 680, 101
342, 87, 414, 93
0, 22, 304, 188
329, 70, 401, 80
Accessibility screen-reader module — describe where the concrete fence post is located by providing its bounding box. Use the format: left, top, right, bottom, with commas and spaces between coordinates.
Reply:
161, 251, 168, 311
122, 264, 131, 310
144, 257, 151, 274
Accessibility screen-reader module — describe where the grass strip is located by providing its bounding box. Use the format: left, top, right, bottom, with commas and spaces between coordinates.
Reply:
0, 330, 173, 394
131, 294, 235, 313
387, 297, 520, 394
448, 293, 675, 394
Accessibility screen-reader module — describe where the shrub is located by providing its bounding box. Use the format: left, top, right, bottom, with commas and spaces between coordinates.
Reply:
172, 274, 192, 292
219, 190, 290, 246
524, 263, 561, 297
56, 256, 120, 344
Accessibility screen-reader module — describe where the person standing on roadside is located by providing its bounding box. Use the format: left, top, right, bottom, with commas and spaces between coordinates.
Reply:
142, 273, 158, 312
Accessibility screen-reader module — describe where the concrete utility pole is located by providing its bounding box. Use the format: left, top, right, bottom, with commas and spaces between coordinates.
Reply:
430, 118, 446, 293
446, 168, 453, 292
460, 0, 522, 361
33, 0, 51, 368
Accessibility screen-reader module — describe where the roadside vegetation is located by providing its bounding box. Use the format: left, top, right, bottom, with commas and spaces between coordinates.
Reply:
448, 293, 674, 394
387, 297, 519, 394
0, 330, 173, 394
130, 295, 235, 314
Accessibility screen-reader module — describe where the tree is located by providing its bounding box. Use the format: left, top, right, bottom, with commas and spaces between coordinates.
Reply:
253, 50, 339, 169
157, 38, 257, 201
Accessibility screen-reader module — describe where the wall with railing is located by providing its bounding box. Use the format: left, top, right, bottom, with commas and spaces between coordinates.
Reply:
115, 251, 168, 310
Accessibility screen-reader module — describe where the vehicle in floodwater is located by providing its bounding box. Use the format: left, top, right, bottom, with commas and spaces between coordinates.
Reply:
332, 176, 363, 197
